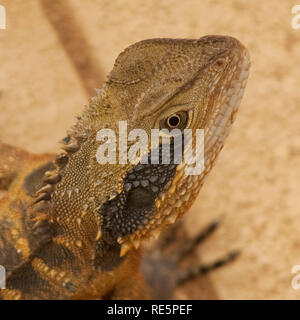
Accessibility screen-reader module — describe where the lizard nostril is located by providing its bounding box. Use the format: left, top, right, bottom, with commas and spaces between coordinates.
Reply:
216, 58, 225, 67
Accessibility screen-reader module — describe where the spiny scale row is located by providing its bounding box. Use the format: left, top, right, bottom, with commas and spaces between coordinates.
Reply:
33, 132, 87, 205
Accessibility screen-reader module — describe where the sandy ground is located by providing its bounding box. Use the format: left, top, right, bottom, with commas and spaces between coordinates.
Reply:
0, 0, 300, 299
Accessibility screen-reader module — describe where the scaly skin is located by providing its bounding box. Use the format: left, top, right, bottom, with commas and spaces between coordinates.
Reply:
0, 36, 250, 299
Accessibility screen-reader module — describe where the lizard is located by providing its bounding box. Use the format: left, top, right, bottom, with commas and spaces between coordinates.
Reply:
0, 35, 250, 299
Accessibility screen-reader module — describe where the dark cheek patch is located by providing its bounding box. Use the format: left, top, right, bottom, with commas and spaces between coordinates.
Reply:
127, 187, 154, 209
99, 144, 178, 243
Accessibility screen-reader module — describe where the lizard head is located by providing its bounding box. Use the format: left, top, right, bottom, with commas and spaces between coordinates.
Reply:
52, 36, 250, 259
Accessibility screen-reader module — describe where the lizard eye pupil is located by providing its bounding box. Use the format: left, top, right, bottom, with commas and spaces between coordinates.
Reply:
160, 111, 188, 130
167, 115, 180, 128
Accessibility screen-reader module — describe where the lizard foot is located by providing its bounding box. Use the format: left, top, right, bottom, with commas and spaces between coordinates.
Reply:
141, 218, 239, 299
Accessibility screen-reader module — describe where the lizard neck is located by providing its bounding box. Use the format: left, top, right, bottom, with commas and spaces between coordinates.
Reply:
39, 91, 126, 269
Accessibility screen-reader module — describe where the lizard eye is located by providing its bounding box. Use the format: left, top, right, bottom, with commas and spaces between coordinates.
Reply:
160, 111, 188, 130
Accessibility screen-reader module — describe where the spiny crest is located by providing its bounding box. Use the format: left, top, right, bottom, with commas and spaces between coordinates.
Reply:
32, 128, 89, 215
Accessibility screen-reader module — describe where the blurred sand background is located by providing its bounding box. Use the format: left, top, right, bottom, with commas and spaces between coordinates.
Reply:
0, 0, 300, 299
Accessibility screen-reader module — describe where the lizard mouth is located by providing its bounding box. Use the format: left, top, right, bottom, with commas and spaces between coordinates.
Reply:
205, 48, 250, 155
